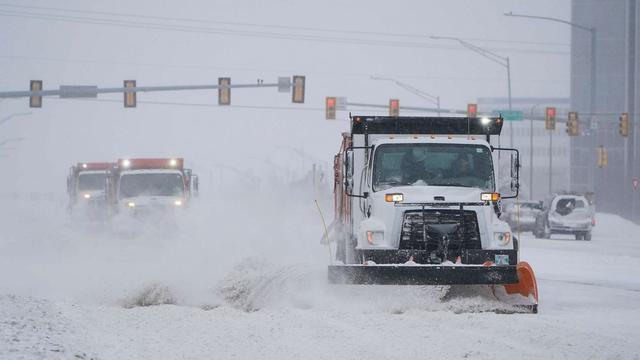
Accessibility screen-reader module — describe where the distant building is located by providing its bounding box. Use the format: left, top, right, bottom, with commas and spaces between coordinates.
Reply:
571, 0, 639, 222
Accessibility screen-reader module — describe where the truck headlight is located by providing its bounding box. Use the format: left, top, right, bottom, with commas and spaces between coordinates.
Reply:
127, 201, 136, 208
174, 200, 183, 206
83, 193, 91, 199
494, 232, 511, 246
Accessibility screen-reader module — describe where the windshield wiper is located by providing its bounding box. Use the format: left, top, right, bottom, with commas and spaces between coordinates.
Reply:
428, 183, 472, 187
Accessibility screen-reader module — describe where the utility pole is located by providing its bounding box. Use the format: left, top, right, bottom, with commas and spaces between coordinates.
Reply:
549, 126, 553, 195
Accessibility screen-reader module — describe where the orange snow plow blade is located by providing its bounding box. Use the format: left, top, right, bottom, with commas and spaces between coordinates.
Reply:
502, 261, 539, 313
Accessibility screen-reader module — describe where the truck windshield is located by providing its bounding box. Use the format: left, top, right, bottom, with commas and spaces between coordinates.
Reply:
119, 173, 184, 198
373, 143, 494, 191
78, 173, 107, 191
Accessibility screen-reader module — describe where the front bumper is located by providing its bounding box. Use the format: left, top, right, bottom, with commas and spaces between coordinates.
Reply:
328, 264, 518, 285
358, 249, 518, 266
549, 223, 591, 234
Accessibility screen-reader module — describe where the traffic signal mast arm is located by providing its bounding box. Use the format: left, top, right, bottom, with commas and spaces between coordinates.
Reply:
0, 82, 284, 99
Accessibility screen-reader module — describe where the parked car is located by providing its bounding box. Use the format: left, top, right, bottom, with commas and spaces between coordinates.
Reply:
533, 194, 594, 240
503, 200, 544, 232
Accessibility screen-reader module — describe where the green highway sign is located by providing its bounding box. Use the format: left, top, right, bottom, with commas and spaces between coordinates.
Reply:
492, 110, 524, 121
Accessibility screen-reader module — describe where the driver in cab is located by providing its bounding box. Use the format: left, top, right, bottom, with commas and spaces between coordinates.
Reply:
402, 148, 434, 185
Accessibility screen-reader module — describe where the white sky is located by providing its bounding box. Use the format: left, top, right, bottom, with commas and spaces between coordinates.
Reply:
0, 0, 571, 193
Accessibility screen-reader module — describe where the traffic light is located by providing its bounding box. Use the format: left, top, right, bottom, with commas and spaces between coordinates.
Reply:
467, 103, 477, 118
389, 99, 399, 117
596, 146, 608, 168
218, 77, 230, 105
566, 111, 579, 136
123, 80, 136, 108
545, 107, 556, 130
29, 80, 43, 108
325, 96, 336, 120
619, 112, 629, 137
291, 75, 305, 104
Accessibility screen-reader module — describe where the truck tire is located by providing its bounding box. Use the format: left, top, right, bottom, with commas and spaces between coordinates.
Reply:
584, 232, 592, 241
575, 233, 583, 241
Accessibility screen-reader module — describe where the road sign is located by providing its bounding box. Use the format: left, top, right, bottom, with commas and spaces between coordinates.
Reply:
491, 110, 523, 121
59, 85, 98, 98
633, 178, 639, 191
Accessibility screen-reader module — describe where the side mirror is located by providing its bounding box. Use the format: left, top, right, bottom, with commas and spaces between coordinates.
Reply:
192, 175, 200, 197
494, 147, 520, 199
104, 177, 112, 203
510, 153, 519, 178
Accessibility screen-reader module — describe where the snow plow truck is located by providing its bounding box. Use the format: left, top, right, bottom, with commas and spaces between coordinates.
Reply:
327, 115, 539, 312
67, 162, 112, 215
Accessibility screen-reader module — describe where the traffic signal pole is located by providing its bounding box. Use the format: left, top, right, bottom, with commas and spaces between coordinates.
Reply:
549, 126, 553, 195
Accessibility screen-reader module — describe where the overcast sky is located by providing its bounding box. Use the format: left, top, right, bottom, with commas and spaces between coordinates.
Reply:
0, 0, 571, 193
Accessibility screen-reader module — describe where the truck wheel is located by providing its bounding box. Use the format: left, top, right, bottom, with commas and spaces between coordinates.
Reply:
575, 233, 583, 241
584, 232, 592, 241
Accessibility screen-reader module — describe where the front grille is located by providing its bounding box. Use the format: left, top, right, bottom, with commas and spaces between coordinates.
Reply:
399, 209, 481, 251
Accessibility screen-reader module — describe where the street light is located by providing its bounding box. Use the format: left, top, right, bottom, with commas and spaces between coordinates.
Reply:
430, 36, 513, 146
370, 76, 441, 116
505, 11, 597, 194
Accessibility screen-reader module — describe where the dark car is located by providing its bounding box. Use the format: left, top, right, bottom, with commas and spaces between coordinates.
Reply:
503, 200, 544, 232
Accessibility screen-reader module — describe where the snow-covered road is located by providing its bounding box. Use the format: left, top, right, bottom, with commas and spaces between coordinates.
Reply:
1, 197, 639, 359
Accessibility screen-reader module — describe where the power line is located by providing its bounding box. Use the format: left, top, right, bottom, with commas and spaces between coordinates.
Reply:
0, 9, 569, 55
0, 55, 568, 84
0, 2, 570, 48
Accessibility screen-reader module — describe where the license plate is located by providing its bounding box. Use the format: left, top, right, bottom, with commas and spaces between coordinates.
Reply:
495, 254, 510, 265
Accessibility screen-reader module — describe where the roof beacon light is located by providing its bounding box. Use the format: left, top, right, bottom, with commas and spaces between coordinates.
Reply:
122, 159, 131, 168
169, 159, 178, 167
82, 163, 88, 169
